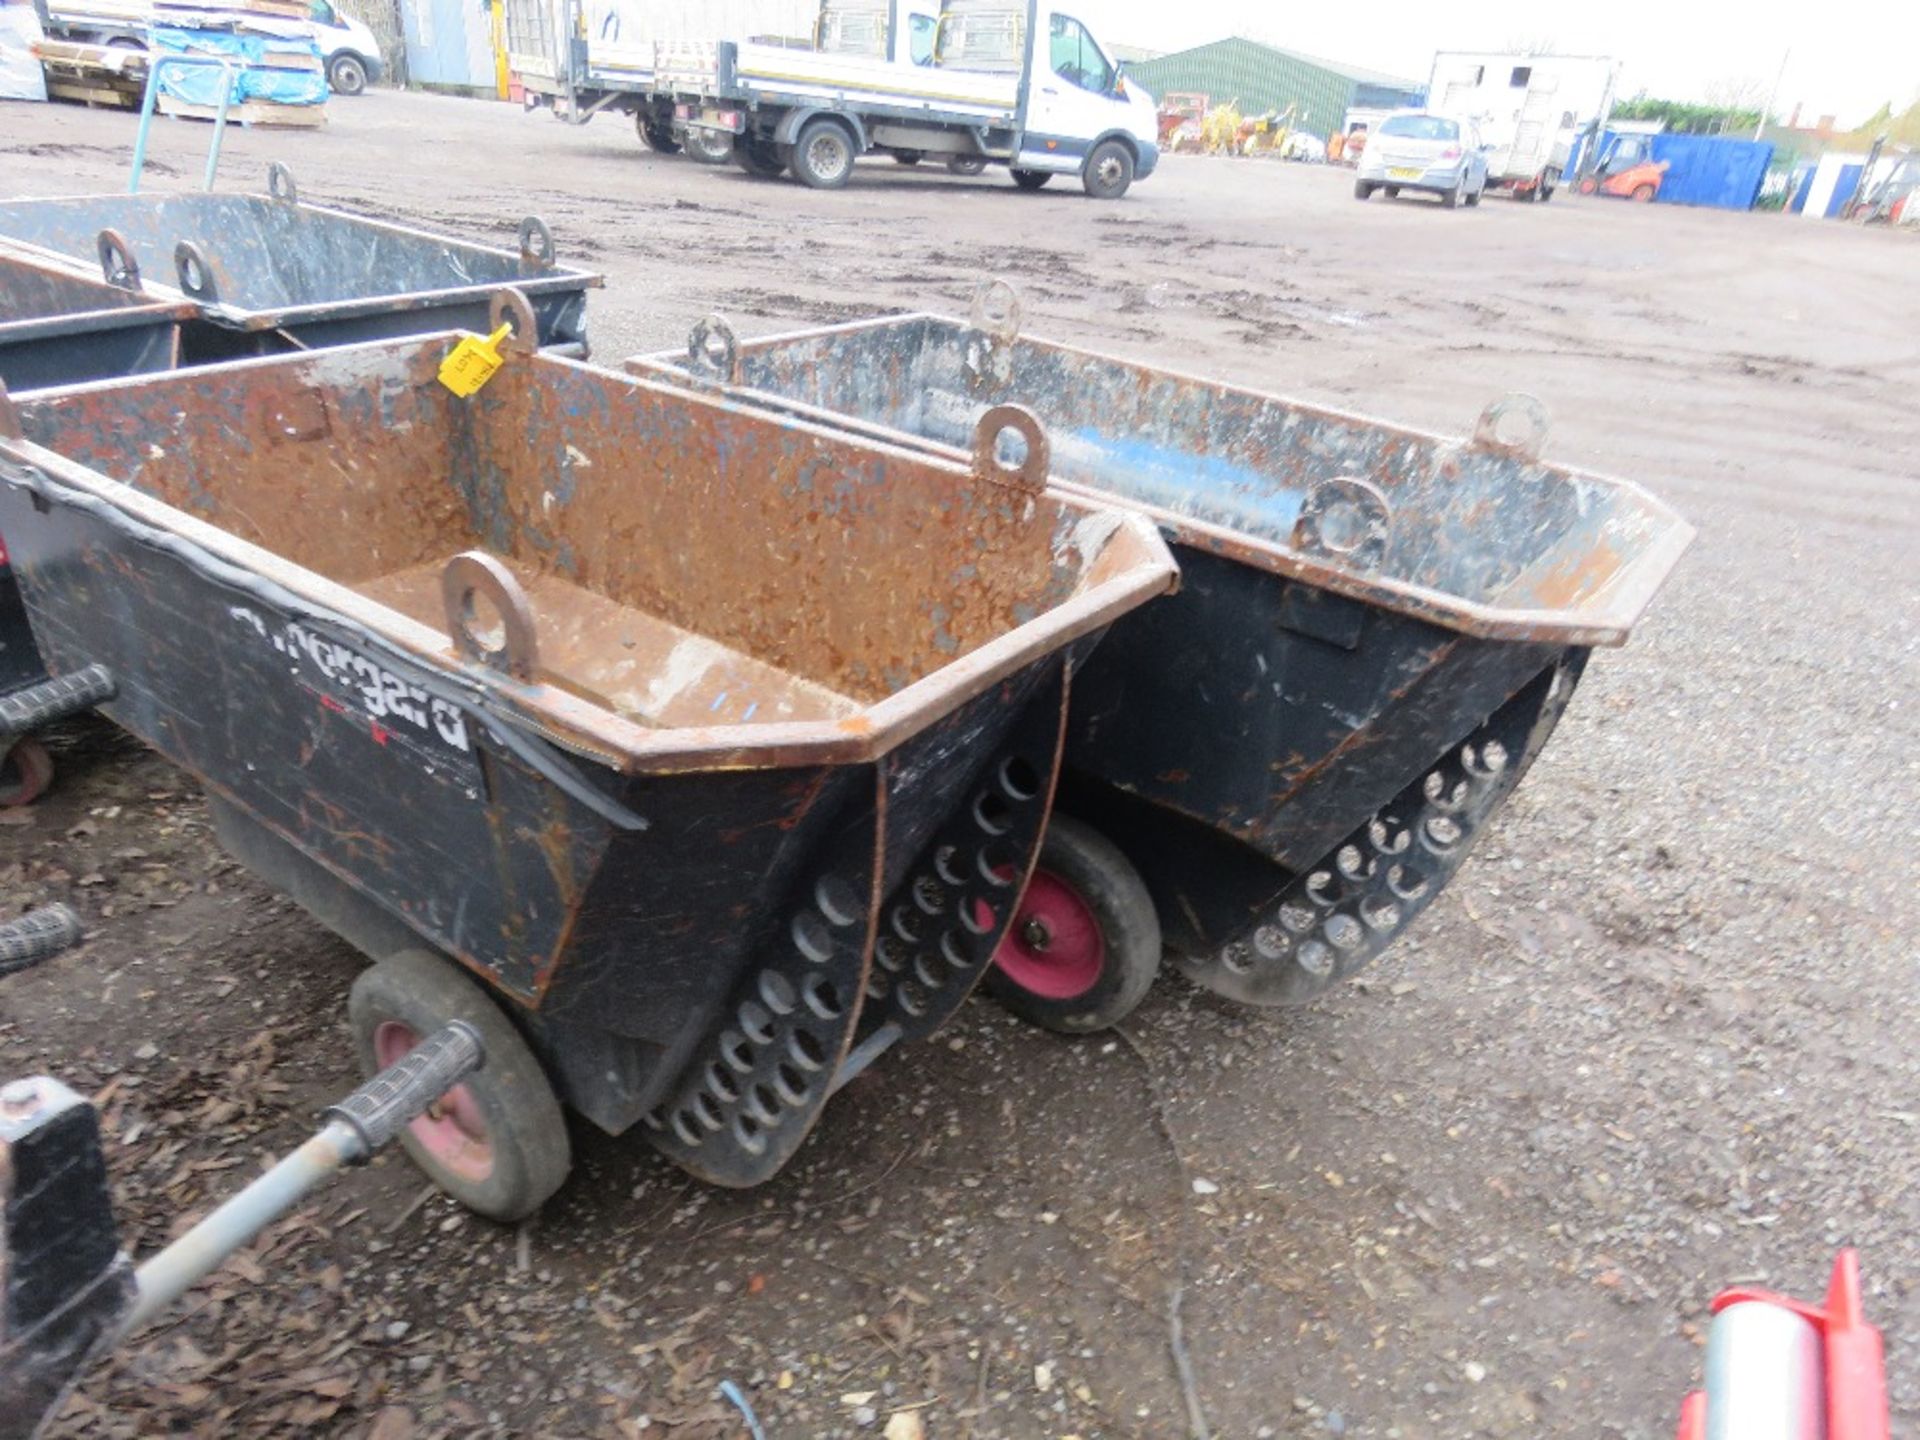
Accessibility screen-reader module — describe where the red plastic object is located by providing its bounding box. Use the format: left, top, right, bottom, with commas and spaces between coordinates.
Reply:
1674, 1390, 1706, 1440
1677, 1250, 1889, 1440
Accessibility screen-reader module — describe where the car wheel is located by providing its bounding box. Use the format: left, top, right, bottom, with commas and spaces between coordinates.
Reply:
1442, 177, 1462, 208
1381, 184, 1399, 198
1081, 139, 1134, 199
1354, 179, 1376, 200
790, 116, 857, 189
1465, 181, 1482, 207
327, 53, 368, 96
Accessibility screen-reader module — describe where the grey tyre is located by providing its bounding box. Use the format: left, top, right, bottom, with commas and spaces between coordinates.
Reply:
1443, 177, 1462, 208
946, 154, 988, 176
327, 53, 368, 96
792, 117, 857, 189
1082, 139, 1134, 199
1354, 179, 1376, 200
348, 949, 571, 1221
1011, 168, 1052, 190
732, 137, 787, 177
985, 815, 1161, 1033
686, 128, 733, 166
638, 114, 681, 154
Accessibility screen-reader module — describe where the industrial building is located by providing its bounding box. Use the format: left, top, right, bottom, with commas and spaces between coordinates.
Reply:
1121, 35, 1421, 135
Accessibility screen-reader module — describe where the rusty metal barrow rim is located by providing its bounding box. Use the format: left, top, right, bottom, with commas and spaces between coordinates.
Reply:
0, 347, 1177, 777
0, 182, 604, 335
629, 311, 1697, 649
0, 240, 195, 356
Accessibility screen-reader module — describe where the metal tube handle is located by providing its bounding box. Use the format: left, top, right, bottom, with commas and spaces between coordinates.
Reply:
0, 904, 83, 979
0, 664, 117, 736
323, 1021, 484, 1158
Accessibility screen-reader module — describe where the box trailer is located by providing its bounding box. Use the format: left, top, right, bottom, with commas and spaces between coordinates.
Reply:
1427, 51, 1618, 200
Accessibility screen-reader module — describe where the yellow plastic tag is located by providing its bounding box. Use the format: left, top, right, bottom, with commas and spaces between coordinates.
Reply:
437, 322, 513, 398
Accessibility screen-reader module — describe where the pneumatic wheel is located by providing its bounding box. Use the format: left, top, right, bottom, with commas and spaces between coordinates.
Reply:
685, 128, 734, 165
326, 53, 367, 96
1010, 168, 1051, 190
1081, 139, 1134, 199
733, 136, 788, 178
1354, 179, 1376, 200
985, 814, 1161, 1033
349, 949, 571, 1221
0, 738, 53, 807
792, 117, 857, 188
946, 154, 988, 176
638, 114, 681, 154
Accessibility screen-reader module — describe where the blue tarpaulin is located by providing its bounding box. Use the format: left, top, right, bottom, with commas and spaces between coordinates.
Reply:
150, 25, 327, 107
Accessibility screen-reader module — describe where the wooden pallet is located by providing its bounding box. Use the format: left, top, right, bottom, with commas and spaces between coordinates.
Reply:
155, 94, 329, 127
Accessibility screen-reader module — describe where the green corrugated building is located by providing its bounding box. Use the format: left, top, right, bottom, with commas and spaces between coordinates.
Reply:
1122, 36, 1421, 136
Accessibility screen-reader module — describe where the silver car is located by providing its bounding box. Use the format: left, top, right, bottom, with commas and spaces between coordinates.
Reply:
1355, 111, 1488, 208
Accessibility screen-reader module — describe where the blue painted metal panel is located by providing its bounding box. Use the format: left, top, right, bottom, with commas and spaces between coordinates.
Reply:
402, 0, 495, 88
1788, 163, 1815, 214
1824, 164, 1863, 217
1645, 133, 1773, 209
1574, 129, 1774, 210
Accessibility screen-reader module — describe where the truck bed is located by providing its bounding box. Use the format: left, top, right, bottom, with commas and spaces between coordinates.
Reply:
659, 35, 1018, 122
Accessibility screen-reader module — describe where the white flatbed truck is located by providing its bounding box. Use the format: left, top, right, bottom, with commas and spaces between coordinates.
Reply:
656, 0, 1160, 195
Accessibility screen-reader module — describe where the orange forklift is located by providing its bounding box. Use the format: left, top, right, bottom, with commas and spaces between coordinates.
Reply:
1575, 131, 1669, 201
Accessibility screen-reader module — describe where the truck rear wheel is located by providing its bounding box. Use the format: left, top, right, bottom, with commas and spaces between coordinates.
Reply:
1011, 168, 1051, 190
1082, 139, 1134, 199
348, 949, 571, 1220
733, 136, 787, 178
686, 128, 733, 166
638, 114, 681, 155
792, 117, 857, 189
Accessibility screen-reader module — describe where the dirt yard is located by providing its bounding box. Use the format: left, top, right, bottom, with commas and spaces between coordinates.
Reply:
2, 90, 1916, 1440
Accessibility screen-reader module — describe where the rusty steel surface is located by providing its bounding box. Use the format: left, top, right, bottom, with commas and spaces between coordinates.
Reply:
0, 328, 1173, 1174
0, 333, 1172, 772
630, 303, 1695, 647
0, 170, 600, 354
0, 243, 187, 393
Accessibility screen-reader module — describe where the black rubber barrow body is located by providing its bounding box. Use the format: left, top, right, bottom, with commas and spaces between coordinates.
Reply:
0, 322, 1175, 1185
629, 297, 1694, 1005
0, 167, 601, 362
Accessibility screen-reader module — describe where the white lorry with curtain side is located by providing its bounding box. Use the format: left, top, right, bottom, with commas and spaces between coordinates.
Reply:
1427, 51, 1618, 201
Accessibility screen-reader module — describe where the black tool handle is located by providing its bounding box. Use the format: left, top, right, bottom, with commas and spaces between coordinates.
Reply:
0, 904, 83, 978
0, 665, 117, 736
323, 1021, 485, 1158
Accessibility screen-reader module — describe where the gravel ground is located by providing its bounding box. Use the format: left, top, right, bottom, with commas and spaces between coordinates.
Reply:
1, 90, 1916, 1440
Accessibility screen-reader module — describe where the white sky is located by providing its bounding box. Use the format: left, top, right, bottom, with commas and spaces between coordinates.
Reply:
1099, 0, 1920, 129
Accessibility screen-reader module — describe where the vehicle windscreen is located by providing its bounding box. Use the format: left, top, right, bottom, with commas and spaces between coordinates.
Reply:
1379, 115, 1458, 141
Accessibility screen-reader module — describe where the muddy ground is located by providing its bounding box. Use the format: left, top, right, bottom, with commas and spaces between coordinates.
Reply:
1, 91, 1916, 1440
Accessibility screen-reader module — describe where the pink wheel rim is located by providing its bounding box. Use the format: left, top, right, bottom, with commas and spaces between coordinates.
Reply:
991, 869, 1105, 1000
373, 1020, 495, 1182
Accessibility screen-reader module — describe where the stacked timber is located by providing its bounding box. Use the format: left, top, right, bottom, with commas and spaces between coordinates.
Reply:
147, 0, 328, 127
